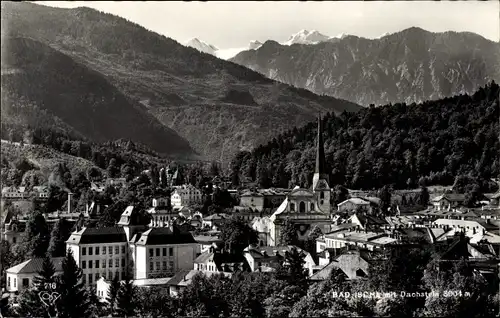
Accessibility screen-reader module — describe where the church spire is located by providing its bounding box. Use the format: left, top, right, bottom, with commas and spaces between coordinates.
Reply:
315, 114, 326, 176
312, 113, 329, 190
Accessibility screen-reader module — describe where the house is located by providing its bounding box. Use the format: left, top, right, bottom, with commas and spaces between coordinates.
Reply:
1, 186, 29, 200
193, 248, 248, 273
337, 198, 372, 213
148, 197, 178, 228
32, 185, 49, 199
432, 194, 467, 211
5, 257, 64, 292
90, 182, 106, 193
348, 213, 388, 231
431, 218, 500, 245
310, 249, 383, 281
194, 235, 223, 255
2, 209, 25, 244
320, 227, 397, 252
170, 185, 202, 207
105, 178, 127, 188
243, 245, 316, 276
166, 270, 232, 297
239, 189, 288, 212
202, 213, 230, 230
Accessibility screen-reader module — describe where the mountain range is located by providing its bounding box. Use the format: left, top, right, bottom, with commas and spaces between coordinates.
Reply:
185, 38, 263, 60
230, 27, 500, 106
1, 2, 360, 165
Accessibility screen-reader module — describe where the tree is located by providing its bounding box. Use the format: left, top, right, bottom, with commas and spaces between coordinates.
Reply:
465, 184, 482, 208
422, 259, 497, 317
219, 217, 258, 254
263, 284, 303, 318
272, 163, 288, 188
137, 286, 177, 318
209, 161, 220, 178
332, 185, 349, 206
378, 185, 392, 214
21, 210, 50, 259
276, 247, 308, 289
278, 218, 297, 246
290, 269, 352, 317
107, 158, 119, 178
116, 270, 138, 317
48, 218, 72, 257
87, 167, 102, 182
256, 159, 270, 188
419, 186, 430, 206
56, 249, 90, 318
107, 275, 120, 315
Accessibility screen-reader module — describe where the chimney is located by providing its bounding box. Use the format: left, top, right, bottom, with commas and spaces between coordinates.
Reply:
68, 192, 74, 214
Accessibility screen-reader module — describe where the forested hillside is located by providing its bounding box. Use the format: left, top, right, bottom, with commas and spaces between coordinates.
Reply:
230, 82, 500, 191
1, 1, 360, 164
1, 37, 195, 158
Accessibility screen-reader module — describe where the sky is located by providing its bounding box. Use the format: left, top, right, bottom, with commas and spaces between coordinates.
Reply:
34, 1, 499, 49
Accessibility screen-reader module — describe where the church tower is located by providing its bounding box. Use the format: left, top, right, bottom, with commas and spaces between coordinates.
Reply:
312, 114, 331, 213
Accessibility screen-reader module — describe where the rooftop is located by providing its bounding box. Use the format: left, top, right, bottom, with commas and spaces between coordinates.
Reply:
7, 257, 64, 274
135, 227, 197, 246
66, 227, 128, 245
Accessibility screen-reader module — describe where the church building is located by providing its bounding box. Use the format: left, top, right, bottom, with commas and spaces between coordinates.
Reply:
268, 115, 332, 246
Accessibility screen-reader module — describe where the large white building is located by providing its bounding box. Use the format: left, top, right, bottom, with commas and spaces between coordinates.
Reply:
65, 205, 198, 288
171, 185, 202, 207
66, 227, 130, 286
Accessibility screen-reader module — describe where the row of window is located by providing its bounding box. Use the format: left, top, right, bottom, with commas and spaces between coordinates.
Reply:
149, 260, 175, 271
82, 271, 126, 284
82, 245, 125, 256
149, 247, 174, 258
82, 258, 125, 269
7, 277, 30, 289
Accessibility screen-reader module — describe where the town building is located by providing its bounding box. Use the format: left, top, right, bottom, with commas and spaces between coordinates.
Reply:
243, 245, 316, 276
148, 197, 177, 228
431, 194, 467, 211
1, 186, 29, 200
268, 116, 332, 246
238, 189, 287, 212
171, 184, 203, 207
318, 225, 397, 252
5, 257, 64, 292
32, 185, 49, 199
129, 227, 198, 279
337, 198, 372, 213
166, 270, 232, 297
193, 248, 248, 273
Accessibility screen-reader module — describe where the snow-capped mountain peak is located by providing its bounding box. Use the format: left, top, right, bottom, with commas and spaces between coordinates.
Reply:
184, 38, 262, 60
184, 38, 219, 55
282, 29, 330, 45
249, 40, 263, 50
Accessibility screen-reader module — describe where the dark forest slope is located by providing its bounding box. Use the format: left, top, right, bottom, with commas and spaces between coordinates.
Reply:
230, 82, 500, 190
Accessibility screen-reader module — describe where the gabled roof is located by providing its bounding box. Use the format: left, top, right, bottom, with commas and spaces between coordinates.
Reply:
338, 198, 370, 206
432, 193, 467, 203
135, 227, 196, 246
167, 270, 232, 287
204, 213, 230, 221
66, 227, 127, 245
6, 257, 64, 274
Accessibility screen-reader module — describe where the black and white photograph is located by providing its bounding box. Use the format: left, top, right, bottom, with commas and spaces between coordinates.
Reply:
0, 1, 499, 317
